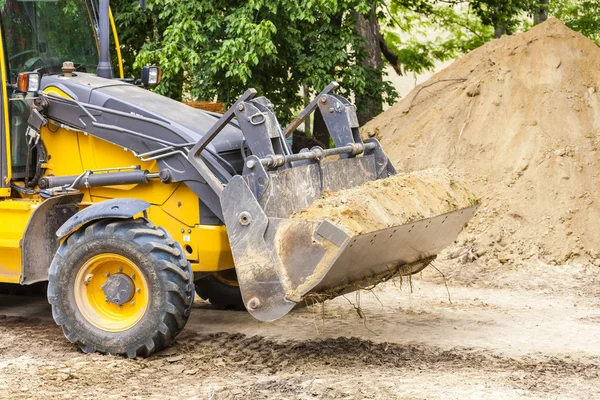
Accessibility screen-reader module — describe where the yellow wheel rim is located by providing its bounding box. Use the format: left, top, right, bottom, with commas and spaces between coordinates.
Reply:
74, 254, 149, 333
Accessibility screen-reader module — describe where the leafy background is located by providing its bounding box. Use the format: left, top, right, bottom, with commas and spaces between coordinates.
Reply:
109, 0, 598, 126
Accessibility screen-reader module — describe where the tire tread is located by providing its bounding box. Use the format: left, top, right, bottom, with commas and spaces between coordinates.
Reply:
48, 218, 194, 359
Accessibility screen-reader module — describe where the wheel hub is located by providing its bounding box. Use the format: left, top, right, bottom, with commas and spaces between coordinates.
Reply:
102, 273, 135, 305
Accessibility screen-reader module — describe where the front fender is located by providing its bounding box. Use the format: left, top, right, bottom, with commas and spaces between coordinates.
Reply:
20, 193, 83, 285
56, 198, 151, 240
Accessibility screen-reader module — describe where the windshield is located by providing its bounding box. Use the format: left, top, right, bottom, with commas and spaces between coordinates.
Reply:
1, 0, 99, 82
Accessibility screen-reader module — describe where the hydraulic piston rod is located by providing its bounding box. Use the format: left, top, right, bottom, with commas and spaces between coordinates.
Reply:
249, 142, 377, 169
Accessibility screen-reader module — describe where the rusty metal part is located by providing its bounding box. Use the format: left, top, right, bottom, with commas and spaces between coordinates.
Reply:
62, 61, 76, 77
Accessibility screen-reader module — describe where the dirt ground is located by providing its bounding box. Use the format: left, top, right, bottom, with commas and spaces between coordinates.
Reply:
1, 256, 599, 400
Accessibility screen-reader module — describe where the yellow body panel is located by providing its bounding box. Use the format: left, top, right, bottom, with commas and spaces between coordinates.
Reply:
0, 26, 11, 188
196, 225, 235, 272
91, 184, 235, 273
41, 124, 86, 177
109, 8, 125, 79
0, 199, 40, 283
0, 112, 236, 282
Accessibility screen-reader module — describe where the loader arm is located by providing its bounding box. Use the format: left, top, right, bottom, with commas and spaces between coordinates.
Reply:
34, 77, 236, 221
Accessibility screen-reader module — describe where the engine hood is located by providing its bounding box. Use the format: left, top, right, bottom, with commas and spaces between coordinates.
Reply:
40, 73, 243, 154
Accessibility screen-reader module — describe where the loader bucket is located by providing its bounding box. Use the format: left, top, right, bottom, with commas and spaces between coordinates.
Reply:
190, 83, 476, 322
220, 156, 476, 322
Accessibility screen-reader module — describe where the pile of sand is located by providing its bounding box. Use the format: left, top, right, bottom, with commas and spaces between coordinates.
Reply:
291, 168, 475, 235
363, 19, 600, 266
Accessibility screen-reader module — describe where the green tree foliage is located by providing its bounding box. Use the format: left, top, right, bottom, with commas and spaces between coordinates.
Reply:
384, 0, 494, 75
112, 0, 398, 123
469, 0, 538, 37
109, 0, 600, 126
551, 0, 600, 43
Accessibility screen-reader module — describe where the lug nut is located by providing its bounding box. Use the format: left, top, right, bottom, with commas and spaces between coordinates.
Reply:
83, 274, 93, 286
130, 301, 136, 306
130, 274, 136, 279
118, 267, 123, 273
105, 272, 110, 277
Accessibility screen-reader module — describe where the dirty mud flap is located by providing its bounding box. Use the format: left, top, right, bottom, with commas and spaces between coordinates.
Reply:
222, 175, 475, 322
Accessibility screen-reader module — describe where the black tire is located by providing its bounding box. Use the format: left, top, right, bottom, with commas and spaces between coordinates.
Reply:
195, 271, 245, 311
48, 218, 194, 358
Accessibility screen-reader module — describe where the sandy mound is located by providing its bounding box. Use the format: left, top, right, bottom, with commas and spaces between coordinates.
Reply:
291, 168, 475, 235
363, 19, 600, 266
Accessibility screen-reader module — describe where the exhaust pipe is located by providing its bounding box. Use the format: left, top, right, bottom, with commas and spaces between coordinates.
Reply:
96, 0, 145, 79
96, 0, 113, 79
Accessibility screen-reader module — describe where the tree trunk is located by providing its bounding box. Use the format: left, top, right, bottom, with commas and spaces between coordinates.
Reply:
353, 5, 384, 126
534, 0, 550, 25
169, 68, 185, 102
312, 108, 330, 149
302, 84, 311, 135
494, 23, 507, 38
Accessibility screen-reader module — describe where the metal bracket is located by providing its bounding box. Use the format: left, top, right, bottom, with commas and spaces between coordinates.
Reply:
243, 155, 270, 200
234, 97, 290, 161
27, 108, 48, 132
364, 138, 397, 178
316, 94, 362, 157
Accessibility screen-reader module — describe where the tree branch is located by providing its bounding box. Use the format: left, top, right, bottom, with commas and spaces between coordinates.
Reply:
403, 78, 467, 114
451, 19, 485, 41
378, 33, 403, 75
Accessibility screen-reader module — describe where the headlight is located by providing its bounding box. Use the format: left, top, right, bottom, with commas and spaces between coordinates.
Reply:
142, 66, 161, 87
17, 72, 41, 93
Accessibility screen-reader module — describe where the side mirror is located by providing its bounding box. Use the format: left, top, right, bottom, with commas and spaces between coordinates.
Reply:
16, 72, 41, 94
141, 66, 161, 87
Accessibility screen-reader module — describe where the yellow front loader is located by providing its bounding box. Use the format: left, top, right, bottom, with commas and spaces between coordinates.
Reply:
0, 0, 475, 358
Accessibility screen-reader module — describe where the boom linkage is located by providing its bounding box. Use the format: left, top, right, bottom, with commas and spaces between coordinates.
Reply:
30, 83, 394, 220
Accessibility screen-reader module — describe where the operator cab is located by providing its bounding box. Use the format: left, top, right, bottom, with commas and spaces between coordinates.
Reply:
0, 0, 99, 183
